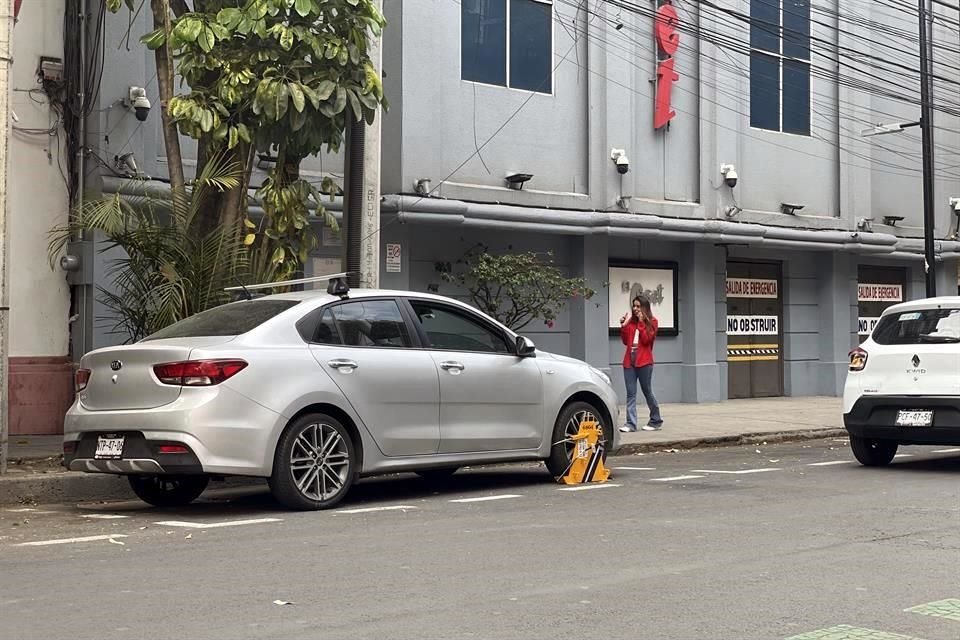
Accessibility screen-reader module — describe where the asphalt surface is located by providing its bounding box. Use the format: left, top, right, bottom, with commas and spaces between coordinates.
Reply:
1, 438, 959, 640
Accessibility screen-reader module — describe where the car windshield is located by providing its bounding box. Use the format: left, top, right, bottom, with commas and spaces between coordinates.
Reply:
871, 307, 960, 344
142, 299, 301, 341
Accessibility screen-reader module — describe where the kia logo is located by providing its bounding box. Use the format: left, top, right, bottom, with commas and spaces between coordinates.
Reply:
911, 354, 920, 367
110, 360, 123, 371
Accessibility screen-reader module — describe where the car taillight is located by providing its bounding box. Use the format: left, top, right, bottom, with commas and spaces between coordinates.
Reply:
75, 368, 91, 392
157, 444, 190, 454
153, 360, 248, 386
848, 347, 868, 372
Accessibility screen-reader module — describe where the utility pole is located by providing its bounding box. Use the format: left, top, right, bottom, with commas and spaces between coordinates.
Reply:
861, 0, 939, 299
0, 0, 14, 475
342, 0, 382, 289
918, 0, 938, 298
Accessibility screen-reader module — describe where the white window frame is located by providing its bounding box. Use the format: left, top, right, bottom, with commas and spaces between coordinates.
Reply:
749, 0, 811, 136
461, 0, 555, 96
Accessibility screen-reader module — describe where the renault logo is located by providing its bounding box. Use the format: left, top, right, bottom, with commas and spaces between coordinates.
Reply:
911, 354, 921, 368
110, 360, 123, 371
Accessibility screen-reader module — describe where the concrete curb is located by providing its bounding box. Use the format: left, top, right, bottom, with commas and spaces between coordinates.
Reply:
0, 428, 847, 506
609, 427, 847, 456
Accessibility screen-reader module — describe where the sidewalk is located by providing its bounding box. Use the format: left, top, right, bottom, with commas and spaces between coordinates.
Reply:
0, 396, 845, 505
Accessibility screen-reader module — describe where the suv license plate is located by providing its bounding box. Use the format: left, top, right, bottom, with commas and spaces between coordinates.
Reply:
94, 436, 125, 459
896, 410, 933, 427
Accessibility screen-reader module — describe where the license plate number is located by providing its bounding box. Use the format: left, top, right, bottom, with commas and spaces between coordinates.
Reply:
94, 436, 125, 459
896, 410, 933, 427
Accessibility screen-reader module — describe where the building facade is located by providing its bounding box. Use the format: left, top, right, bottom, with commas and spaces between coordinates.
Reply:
5, 0, 73, 435
25, 0, 960, 435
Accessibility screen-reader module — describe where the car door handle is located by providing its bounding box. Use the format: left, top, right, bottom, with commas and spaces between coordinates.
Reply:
328, 359, 359, 371
440, 361, 465, 372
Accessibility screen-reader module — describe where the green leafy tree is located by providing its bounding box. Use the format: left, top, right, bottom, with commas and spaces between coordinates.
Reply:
436, 246, 595, 331
107, 0, 386, 282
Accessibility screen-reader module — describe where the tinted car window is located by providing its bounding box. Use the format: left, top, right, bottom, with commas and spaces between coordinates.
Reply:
410, 301, 510, 354
311, 309, 342, 345
872, 308, 960, 344
143, 300, 300, 341
329, 300, 411, 348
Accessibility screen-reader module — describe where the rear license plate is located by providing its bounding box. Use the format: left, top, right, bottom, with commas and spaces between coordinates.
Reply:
896, 410, 933, 427
94, 436, 125, 459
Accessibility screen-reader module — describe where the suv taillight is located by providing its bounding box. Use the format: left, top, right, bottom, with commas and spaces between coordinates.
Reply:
848, 347, 868, 372
75, 368, 91, 392
153, 360, 248, 386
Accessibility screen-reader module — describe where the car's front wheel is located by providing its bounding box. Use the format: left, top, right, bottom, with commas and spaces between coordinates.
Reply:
128, 474, 209, 507
269, 413, 357, 510
850, 436, 898, 466
546, 401, 612, 478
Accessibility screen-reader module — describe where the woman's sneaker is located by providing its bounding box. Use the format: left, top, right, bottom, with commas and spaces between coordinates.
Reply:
640, 425, 657, 431
619, 425, 636, 433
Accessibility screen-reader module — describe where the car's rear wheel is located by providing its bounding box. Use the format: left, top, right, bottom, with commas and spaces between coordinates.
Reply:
415, 467, 459, 482
128, 474, 209, 507
546, 401, 611, 478
269, 413, 357, 510
850, 436, 898, 466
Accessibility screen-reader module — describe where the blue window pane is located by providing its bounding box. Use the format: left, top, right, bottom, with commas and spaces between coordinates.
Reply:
750, 0, 780, 54
462, 0, 507, 86
509, 0, 552, 92
750, 52, 780, 131
782, 59, 810, 134
783, 0, 810, 59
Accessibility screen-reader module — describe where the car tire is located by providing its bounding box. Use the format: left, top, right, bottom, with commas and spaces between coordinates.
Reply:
849, 436, 898, 466
127, 474, 209, 508
415, 467, 459, 482
269, 413, 357, 510
546, 401, 612, 478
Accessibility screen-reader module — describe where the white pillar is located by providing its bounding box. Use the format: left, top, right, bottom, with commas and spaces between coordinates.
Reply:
0, 0, 14, 473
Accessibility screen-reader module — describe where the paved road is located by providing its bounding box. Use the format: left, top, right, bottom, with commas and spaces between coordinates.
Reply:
2, 439, 959, 640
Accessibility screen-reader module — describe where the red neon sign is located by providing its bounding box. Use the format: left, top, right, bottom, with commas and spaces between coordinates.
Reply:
654, 1, 679, 129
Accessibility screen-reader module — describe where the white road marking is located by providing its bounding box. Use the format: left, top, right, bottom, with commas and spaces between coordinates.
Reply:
335, 506, 418, 514
807, 461, 851, 466
893, 454, 914, 458
4, 508, 56, 514
932, 448, 960, 454
449, 495, 522, 503
154, 518, 282, 529
81, 514, 129, 520
16, 534, 128, 547
611, 466, 657, 471
558, 483, 622, 492
649, 475, 704, 482
691, 468, 781, 475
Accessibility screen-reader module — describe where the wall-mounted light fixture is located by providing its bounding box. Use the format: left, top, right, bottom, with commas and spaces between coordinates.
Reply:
780, 202, 804, 215
505, 172, 533, 190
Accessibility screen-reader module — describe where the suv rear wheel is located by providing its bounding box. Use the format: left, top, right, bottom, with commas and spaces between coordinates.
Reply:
850, 436, 898, 466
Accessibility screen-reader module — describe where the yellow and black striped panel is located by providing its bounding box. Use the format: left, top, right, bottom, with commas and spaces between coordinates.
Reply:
726, 343, 780, 362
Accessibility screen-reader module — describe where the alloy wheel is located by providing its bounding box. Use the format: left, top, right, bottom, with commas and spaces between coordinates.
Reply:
289, 422, 351, 502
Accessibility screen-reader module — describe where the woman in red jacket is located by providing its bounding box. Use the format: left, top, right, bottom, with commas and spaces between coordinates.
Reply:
619, 296, 663, 432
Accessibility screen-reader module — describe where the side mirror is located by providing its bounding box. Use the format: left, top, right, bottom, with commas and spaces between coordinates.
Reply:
516, 336, 536, 358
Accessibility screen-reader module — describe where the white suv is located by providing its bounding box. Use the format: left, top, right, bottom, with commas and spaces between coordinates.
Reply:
843, 296, 960, 466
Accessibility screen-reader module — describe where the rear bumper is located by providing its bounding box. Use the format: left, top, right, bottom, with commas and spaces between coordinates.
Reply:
64, 432, 203, 475
843, 395, 960, 445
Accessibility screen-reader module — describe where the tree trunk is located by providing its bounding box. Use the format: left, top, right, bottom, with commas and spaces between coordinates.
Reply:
152, 0, 186, 210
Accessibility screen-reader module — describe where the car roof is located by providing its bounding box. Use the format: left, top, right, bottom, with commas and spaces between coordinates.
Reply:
882, 296, 960, 315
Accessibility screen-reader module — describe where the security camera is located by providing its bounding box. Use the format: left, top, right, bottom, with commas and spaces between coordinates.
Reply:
59, 254, 81, 272
615, 154, 630, 175
127, 86, 151, 122
950, 197, 960, 214
611, 148, 630, 175
720, 163, 738, 188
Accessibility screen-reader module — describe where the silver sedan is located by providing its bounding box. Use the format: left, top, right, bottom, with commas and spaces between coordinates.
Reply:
64, 289, 620, 509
